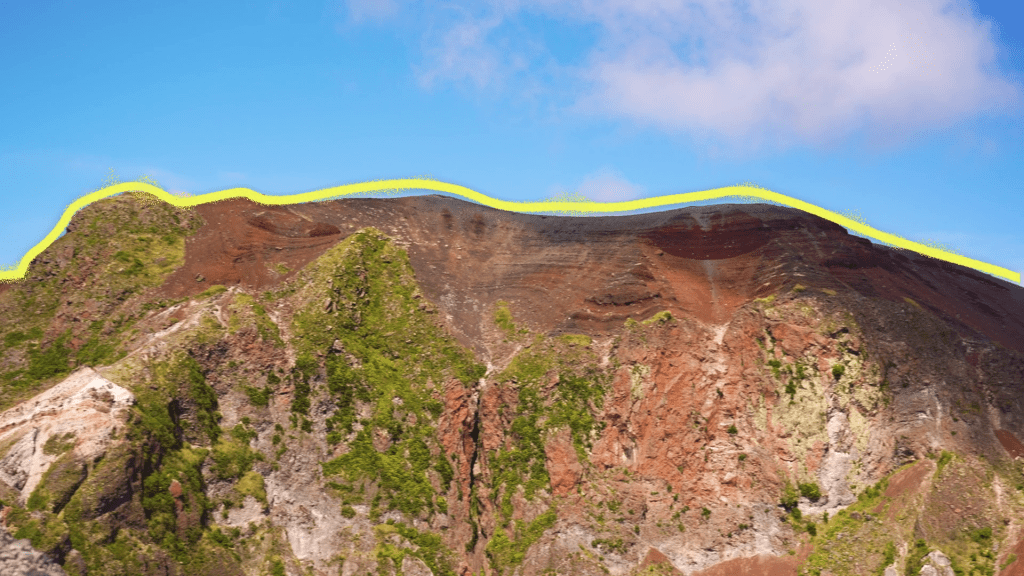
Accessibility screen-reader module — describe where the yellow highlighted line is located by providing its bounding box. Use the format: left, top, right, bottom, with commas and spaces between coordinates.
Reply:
0, 179, 1018, 284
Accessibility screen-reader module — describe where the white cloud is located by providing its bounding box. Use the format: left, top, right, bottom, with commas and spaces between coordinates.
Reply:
416, 14, 508, 91
572, 167, 645, 202
398, 0, 1024, 154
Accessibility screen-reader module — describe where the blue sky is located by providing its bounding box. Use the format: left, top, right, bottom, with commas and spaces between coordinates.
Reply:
2, 0, 1022, 282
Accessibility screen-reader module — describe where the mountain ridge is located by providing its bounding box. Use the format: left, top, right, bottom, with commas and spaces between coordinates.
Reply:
0, 193, 1022, 576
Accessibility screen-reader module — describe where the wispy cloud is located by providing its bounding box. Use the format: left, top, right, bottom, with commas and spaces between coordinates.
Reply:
381, 0, 1024, 156
552, 167, 645, 203
345, 0, 399, 25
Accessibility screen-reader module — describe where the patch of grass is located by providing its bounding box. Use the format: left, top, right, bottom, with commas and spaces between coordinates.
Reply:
42, 432, 76, 456
936, 450, 955, 477
801, 474, 895, 576
641, 311, 674, 325
322, 429, 437, 519
210, 435, 259, 481
559, 334, 592, 346
24, 330, 73, 382
373, 520, 458, 576
234, 470, 267, 505
494, 300, 529, 338
197, 284, 228, 299
874, 541, 897, 576
244, 384, 272, 407
591, 537, 626, 555
485, 508, 557, 576
252, 301, 283, 347
3, 326, 43, 347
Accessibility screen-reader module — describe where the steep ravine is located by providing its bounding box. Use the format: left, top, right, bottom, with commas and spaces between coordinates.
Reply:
0, 193, 1022, 576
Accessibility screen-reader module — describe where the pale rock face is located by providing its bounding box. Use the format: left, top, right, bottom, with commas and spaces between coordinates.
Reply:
401, 555, 434, 576
919, 550, 955, 576
817, 411, 857, 510
0, 366, 134, 501
264, 436, 350, 575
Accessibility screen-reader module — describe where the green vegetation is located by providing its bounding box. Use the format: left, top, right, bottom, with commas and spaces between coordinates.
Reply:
875, 541, 897, 576
780, 481, 800, 512
289, 353, 315, 417
727, 425, 738, 435
485, 508, 557, 576
323, 428, 439, 519
230, 293, 284, 346
936, 450, 955, 477
374, 520, 457, 576
244, 383, 272, 407
196, 284, 228, 299
211, 425, 261, 481
801, 474, 895, 576
904, 539, 931, 576
494, 300, 530, 339
3, 326, 43, 348
832, 364, 846, 380
487, 343, 609, 527
591, 537, 627, 555
42, 432, 76, 456
141, 446, 211, 551
799, 482, 822, 502
234, 470, 267, 505
559, 334, 592, 346
26, 451, 87, 513
642, 310, 674, 325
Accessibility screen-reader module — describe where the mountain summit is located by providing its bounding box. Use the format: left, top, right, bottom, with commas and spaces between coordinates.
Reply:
0, 192, 1022, 576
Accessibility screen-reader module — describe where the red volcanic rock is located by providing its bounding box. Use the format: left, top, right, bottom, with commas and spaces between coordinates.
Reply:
639, 548, 685, 575
544, 427, 583, 497
146, 195, 1023, 360
168, 479, 183, 499
996, 429, 1024, 459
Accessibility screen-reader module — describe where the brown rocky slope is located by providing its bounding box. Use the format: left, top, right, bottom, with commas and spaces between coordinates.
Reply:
0, 191, 1021, 576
